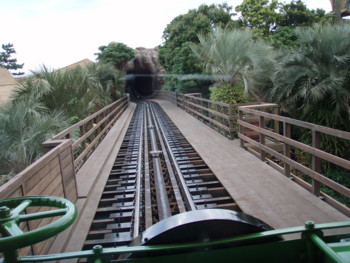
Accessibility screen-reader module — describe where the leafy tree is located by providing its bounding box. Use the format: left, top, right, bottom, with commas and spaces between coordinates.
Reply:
268, 26, 300, 49
158, 4, 236, 94
236, 0, 332, 47
95, 42, 135, 70
268, 1, 333, 48
0, 43, 24, 75
235, 0, 279, 38
277, 1, 330, 27
191, 27, 276, 100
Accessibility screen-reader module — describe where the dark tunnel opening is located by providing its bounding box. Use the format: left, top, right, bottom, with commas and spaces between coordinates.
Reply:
126, 70, 155, 99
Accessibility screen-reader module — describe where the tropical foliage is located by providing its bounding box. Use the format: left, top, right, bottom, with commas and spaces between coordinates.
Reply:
0, 97, 70, 183
269, 23, 350, 132
12, 63, 123, 122
191, 27, 275, 101
0, 62, 125, 183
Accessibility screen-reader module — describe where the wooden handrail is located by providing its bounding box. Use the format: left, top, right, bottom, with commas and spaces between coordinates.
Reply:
238, 104, 350, 216
155, 90, 275, 140
45, 95, 129, 171
239, 106, 350, 140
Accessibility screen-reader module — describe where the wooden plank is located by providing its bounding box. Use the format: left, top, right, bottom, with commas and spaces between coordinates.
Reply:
26, 165, 61, 196
58, 146, 71, 160
40, 176, 64, 196
240, 103, 278, 109
25, 157, 60, 193
59, 152, 73, 171
61, 158, 76, 200
18, 246, 32, 257
35, 235, 57, 256
8, 186, 24, 198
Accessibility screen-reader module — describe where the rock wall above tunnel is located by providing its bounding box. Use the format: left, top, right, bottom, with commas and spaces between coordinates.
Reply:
125, 47, 165, 99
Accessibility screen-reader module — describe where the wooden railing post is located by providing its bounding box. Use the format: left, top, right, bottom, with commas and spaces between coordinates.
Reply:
259, 116, 266, 161
312, 130, 321, 196
284, 122, 291, 177
228, 104, 234, 140
80, 126, 86, 152
238, 108, 244, 148
273, 106, 279, 134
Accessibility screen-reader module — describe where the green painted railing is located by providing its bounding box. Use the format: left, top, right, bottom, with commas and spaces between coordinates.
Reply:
1, 221, 349, 263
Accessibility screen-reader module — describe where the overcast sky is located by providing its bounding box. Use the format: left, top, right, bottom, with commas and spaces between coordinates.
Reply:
1, 0, 332, 74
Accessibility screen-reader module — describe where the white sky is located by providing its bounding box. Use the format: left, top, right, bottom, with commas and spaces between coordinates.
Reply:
1, 0, 332, 74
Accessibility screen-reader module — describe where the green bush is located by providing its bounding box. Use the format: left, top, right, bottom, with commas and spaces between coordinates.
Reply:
209, 82, 251, 104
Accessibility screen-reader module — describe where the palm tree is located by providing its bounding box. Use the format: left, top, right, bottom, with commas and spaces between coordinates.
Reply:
190, 27, 276, 100
269, 23, 350, 131
0, 96, 70, 183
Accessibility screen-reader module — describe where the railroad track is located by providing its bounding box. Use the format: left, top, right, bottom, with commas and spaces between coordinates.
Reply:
83, 101, 241, 249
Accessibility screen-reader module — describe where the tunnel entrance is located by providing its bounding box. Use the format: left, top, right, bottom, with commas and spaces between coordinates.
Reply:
125, 47, 164, 100
126, 70, 154, 99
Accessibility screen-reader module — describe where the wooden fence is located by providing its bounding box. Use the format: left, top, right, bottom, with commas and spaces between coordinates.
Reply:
156, 90, 269, 140
0, 95, 129, 256
46, 95, 129, 171
238, 104, 350, 216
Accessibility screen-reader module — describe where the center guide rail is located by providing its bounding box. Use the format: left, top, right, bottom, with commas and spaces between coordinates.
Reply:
6, 221, 350, 263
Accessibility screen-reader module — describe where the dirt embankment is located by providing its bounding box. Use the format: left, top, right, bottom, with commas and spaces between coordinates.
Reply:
0, 68, 18, 105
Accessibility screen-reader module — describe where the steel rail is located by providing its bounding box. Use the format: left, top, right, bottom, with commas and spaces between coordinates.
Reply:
146, 103, 172, 220
149, 102, 197, 211
132, 109, 144, 238
143, 105, 153, 229
148, 102, 187, 213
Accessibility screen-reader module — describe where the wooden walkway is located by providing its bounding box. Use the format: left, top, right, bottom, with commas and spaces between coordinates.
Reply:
156, 100, 349, 234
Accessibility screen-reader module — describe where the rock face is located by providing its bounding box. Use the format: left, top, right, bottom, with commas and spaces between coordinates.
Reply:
125, 47, 165, 98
